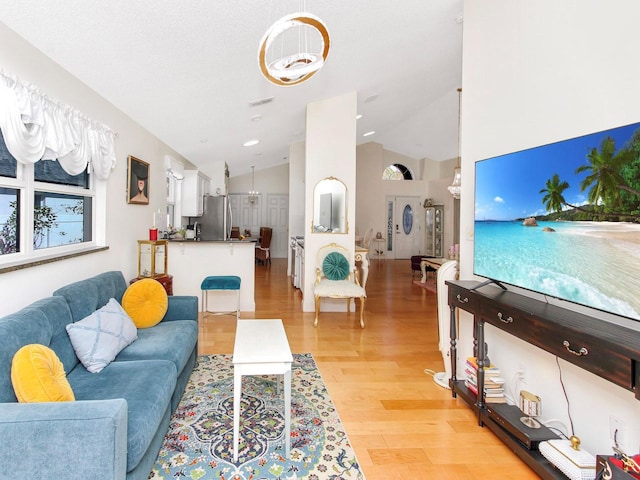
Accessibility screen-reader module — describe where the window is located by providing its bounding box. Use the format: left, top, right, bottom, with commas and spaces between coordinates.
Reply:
0, 187, 19, 254
0, 133, 95, 260
382, 163, 414, 180
166, 172, 177, 229
33, 191, 92, 250
165, 155, 184, 230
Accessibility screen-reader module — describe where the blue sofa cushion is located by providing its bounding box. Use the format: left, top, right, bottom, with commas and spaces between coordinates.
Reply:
0, 296, 75, 403
115, 320, 198, 376
68, 359, 177, 472
53, 271, 128, 322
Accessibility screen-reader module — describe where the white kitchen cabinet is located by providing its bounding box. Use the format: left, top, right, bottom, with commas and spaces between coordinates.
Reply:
209, 160, 229, 196
182, 170, 211, 217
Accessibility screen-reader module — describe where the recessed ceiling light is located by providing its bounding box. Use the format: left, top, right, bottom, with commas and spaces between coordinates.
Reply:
251, 115, 263, 122
248, 96, 274, 107
364, 95, 379, 103
363, 131, 375, 137
243, 139, 260, 147
200, 139, 208, 143
356, 114, 363, 120
254, 152, 262, 156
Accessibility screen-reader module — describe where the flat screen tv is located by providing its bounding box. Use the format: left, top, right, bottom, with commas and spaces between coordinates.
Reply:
474, 121, 640, 322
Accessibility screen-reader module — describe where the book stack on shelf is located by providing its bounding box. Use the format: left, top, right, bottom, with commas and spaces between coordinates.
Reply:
464, 357, 507, 403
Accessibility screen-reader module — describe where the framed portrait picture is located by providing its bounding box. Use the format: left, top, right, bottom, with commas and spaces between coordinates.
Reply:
127, 156, 150, 205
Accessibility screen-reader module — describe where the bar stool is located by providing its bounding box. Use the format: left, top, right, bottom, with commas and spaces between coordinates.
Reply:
200, 275, 241, 319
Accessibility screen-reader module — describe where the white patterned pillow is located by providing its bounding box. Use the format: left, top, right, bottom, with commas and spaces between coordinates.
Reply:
66, 298, 138, 373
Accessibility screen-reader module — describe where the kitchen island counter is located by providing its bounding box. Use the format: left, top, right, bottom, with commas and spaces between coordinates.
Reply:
167, 240, 255, 312
166, 238, 257, 243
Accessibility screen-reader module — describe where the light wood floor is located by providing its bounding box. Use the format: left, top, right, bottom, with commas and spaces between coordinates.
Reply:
198, 258, 539, 479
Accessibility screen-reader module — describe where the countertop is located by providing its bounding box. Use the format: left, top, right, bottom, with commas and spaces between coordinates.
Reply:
166, 238, 257, 244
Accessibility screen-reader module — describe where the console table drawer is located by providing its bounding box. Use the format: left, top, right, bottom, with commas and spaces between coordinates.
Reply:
448, 284, 479, 313
536, 324, 632, 390
480, 301, 536, 341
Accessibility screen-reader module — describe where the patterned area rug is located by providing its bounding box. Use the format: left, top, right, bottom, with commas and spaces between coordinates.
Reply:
149, 353, 365, 480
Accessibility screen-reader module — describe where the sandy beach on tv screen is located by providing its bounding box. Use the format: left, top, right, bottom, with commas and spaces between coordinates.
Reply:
577, 221, 640, 246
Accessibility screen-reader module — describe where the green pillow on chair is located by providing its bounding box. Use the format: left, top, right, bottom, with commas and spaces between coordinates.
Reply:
323, 252, 350, 281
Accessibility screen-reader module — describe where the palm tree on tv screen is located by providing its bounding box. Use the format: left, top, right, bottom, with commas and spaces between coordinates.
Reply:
540, 131, 640, 219
539, 173, 587, 214
540, 173, 569, 212
576, 136, 635, 210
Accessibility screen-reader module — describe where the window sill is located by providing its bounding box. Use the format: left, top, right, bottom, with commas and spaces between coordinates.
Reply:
0, 246, 109, 274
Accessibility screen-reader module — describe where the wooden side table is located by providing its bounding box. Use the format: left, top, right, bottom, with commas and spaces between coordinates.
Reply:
373, 238, 385, 261
129, 275, 173, 296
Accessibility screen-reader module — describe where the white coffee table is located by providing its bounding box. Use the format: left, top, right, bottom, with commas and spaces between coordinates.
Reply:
232, 319, 293, 462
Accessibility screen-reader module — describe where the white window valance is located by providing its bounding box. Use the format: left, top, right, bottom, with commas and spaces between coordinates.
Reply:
0, 70, 116, 180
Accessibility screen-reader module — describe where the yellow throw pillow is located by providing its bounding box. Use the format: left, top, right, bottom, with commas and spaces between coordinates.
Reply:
11, 344, 75, 403
122, 278, 168, 328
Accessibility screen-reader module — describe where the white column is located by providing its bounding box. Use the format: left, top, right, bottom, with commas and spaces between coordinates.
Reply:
302, 92, 357, 312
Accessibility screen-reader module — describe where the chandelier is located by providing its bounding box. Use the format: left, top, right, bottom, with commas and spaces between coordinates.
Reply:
258, 7, 330, 86
248, 165, 259, 204
448, 88, 462, 199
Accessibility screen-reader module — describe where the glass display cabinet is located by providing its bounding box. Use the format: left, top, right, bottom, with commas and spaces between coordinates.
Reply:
425, 205, 444, 257
137, 240, 168, 278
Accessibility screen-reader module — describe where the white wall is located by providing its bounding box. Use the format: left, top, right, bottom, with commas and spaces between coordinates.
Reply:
0, 22, 192, 316
228, 163, 289, 195
461, 0, 640, 454
355, 142, 458, 258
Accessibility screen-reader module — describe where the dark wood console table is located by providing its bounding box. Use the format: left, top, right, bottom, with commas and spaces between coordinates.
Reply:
129, 274, 173, 296
446, 280, 640, 479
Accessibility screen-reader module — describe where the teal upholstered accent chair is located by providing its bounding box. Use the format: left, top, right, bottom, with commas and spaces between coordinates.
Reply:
313, 243, 366, 328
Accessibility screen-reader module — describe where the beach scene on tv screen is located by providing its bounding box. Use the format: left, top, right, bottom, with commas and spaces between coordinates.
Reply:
474, 122, 640, 321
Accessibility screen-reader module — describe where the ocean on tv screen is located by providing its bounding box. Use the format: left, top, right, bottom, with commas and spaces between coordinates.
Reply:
474, 220, 640, 321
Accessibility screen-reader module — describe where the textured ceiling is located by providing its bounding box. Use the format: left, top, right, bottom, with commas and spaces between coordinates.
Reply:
0, 1, 463, 177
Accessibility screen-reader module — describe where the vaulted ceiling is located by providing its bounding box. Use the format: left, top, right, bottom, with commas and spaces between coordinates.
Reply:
0, 1, 463, 176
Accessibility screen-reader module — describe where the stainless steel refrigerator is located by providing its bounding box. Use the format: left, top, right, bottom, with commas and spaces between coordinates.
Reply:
198, 195, 231, 241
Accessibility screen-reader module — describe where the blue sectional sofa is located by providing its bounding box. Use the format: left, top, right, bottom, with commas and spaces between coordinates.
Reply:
0, 271, 199, 480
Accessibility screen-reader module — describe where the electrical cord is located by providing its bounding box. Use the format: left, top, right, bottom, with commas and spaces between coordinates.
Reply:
424, 368, 450, 389
508, 369, 524, 406
541, 418, 570, 438
555, 356, 575, 436
545, 425, 570, 440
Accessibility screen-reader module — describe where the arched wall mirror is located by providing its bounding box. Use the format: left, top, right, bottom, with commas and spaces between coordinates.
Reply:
312, 177, 348, 233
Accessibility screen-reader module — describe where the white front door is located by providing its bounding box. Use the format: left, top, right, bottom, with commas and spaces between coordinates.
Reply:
266, 194, 289, 258
393, 196, 423, 259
